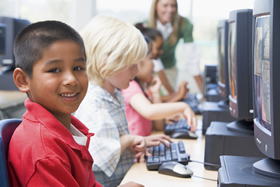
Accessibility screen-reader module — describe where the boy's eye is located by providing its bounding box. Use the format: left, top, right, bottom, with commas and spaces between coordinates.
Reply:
73, 66, 84, 71
48, 68, 60, 73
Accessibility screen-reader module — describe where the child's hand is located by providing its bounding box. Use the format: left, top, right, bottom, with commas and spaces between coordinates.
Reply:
147, 75, 161, 94
144, 134, 172, 148
165, 113, 181, 124
178, 81, 189, 100
182, 105, 197, 132
129, 135, 151, 161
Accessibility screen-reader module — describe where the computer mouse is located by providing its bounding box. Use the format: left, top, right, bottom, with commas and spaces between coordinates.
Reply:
158, 161, 193, 178
170, 129, 198, 139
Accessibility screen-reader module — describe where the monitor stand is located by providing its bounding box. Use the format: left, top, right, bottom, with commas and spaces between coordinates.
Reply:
202, 99, 235, 134
218, 156, 280, 186
253, 158, 280, 179
205, 87, 222, 102
227, 119, 254, 135
0, 67, 18, 90
204, 121, 264, 170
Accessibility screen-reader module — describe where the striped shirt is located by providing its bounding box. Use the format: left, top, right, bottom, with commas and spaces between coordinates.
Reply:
74, 83, 135, 187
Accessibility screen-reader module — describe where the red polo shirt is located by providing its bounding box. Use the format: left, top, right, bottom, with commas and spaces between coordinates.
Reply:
8, 98, 102, 187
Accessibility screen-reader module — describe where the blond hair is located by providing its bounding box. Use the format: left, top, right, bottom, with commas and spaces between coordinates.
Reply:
80, 15, 147, 86
149, 0, 183, 45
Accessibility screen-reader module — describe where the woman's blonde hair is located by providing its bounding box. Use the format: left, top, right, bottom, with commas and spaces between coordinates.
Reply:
80, 15, 147, 86
149, 0, 182, 45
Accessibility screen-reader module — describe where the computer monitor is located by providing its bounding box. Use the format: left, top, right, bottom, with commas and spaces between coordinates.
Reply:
226, 9, 254, 134
228, 9, 253, 119
217, 19, 230, 99
0, 17, 30, 72
253, 0, 280, 178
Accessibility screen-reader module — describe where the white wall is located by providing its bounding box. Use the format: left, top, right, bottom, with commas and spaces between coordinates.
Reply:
70, 0, 97, 32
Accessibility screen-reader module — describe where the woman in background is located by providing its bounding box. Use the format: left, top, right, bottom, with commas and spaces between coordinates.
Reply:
147, 0, 203, 93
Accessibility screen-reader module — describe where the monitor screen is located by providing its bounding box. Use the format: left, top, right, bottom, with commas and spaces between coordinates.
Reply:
254, 15, 271, 133
228, 22, 237, 101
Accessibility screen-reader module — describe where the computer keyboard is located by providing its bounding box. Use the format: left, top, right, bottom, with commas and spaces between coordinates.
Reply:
183, 93, 202, 114
164, 119, 190, 135
146, 141, 190, 170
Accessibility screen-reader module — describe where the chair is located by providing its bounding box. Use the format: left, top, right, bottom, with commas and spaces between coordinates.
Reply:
0, 119, 21, 187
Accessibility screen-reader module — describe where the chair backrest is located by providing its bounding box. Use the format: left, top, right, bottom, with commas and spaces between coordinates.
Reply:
0, 119, 21, 187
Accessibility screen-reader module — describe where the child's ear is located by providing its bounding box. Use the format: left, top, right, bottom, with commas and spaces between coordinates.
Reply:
13, 68, 31, 93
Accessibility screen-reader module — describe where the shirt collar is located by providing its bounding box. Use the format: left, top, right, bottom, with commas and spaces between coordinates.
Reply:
71, 124, 87, 146
156, 19, 173, 40
23, 98, 94, 150
90, 83, 123, 106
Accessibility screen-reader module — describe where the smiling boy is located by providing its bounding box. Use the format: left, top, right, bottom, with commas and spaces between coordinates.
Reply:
7, 20, 102, 187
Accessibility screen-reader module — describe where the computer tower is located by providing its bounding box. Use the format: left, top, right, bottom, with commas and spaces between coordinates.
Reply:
202, 101, 235, 135
204, 121, 264, 170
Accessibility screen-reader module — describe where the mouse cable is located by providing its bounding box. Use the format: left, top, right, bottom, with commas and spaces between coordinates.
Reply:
189, 159, 221, 167
191, 175, 217, 182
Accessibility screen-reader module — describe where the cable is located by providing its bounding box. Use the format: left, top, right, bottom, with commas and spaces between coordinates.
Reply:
185, 159, 219, 182
189, 159, 221, 167
191, 175, 217, 182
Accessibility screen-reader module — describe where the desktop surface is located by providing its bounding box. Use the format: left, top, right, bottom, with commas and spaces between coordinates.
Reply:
120, 117, 218, 187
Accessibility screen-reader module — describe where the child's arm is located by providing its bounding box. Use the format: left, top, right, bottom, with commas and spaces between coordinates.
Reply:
129, 95, 197, 131
161, 81, 189, 103
157, 70, 175, 94
120, 134, 151, 160
147, 76, 166, 131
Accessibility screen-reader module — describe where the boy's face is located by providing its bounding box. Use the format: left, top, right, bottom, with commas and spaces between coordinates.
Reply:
152, 36, 164, 59
26, 41, 88, 116
106, 64, 138, 90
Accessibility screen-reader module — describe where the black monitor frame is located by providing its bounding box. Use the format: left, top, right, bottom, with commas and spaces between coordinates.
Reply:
0, 17, 30, 71
253, 0, 280, 160
0, 23, 5, 57
228, 9, 253, 119
217, 19, 230, 99
252, 0, 280, 179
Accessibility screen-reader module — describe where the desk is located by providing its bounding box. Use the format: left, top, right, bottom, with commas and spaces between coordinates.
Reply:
0, 90, 27, 119
120, 118, 218, 187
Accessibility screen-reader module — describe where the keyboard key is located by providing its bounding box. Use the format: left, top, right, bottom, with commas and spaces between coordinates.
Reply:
164, 119, 190, 135
146, 141, 189, 170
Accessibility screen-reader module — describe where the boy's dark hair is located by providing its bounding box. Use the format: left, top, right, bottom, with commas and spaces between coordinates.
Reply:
14, 20, 86, 77
134, 22, 163, 41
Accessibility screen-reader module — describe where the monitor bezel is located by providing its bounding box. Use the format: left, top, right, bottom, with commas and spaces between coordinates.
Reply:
0, 17, 14, 68
217, 19, 229, 99
228, 9, 253, 119
253, 0, 280, 159
0, 23, 5, 57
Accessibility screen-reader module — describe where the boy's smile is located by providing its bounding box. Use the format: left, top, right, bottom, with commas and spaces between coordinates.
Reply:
26, 40, 88, 117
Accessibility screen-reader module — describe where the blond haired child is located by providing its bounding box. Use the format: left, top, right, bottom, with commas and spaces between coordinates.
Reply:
74, 15, 171, 187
